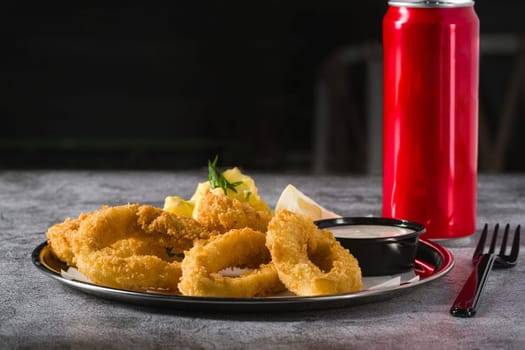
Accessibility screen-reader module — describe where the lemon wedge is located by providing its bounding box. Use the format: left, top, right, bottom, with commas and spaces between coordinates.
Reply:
190, 167, 271, 213
274, 184, 340, 220
163, 196, 195, 217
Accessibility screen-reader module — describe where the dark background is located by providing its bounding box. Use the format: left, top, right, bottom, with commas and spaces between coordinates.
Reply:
2, 1, 524, 173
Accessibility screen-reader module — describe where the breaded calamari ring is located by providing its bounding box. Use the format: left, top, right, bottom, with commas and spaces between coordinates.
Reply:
266, 210, 363, 296
73, 204, 210, 292
76, 250, 183, 292
46, 211, 92, 266
178, 228, 285, 297
192, 190, 272, 233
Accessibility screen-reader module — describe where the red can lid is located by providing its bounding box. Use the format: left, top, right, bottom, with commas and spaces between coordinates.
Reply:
388, 0, 474, 8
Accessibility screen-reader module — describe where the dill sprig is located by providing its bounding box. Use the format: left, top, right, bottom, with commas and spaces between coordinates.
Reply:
207, 155, 242, 195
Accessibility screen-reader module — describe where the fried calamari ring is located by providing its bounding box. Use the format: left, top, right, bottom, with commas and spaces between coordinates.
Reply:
73, 204, 210, 292
46, 211, 91, 266
192, 190, 272, 234
178, 228, 285, 297
266, 210, 363, 296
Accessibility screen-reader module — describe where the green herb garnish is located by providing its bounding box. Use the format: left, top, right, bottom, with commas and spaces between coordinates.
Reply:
207, 155, 242, 195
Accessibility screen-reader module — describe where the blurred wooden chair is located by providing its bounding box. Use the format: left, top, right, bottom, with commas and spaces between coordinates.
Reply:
478, 34, 525, 173
313, 42, 382, 174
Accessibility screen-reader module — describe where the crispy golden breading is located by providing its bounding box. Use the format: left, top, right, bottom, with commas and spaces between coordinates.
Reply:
193, 190, 272, 233
46, 211, 92, 266
68, 204, 211, 292
178, 228, 285, 297
266, 210, 363, 296
45, 165, 365, 298
135, 204, 215, 251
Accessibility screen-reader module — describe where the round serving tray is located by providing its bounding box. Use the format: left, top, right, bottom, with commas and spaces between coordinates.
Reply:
32, 238, 453, 313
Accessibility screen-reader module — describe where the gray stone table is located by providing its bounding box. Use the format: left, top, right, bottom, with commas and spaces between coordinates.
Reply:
1, 170, 524, 349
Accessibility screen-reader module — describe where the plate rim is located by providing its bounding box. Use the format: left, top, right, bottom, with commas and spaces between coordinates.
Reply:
32, 238, 454, 312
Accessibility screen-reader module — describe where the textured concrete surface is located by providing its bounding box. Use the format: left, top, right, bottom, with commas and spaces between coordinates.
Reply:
0, 171, 524, 349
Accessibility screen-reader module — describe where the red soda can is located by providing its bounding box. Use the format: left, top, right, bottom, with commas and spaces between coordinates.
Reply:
382, 0, 479, 239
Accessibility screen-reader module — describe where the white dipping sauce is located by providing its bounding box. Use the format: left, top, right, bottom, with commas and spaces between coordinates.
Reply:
329, 225, 415, 239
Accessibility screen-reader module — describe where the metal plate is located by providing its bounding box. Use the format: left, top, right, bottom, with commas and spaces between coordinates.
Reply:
32, 239, 453, 313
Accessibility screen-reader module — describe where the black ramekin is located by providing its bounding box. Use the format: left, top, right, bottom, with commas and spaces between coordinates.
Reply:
315, 217, 426, 276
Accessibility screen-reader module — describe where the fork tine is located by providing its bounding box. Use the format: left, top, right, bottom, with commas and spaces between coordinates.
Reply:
473, 224, 488, 261
509, 225, 521, 262
499, 224, 510, 256
488, 223, 499, 254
